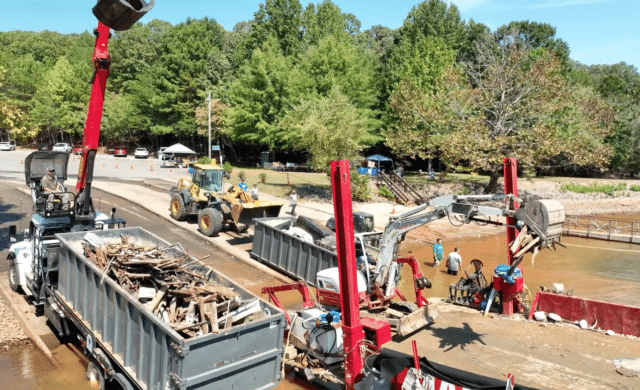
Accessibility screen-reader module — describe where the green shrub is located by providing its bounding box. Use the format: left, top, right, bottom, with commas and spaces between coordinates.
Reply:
259, 172, 267, 183
630, 184, 640, 192
197, 156, 212, 164
238, 170, 246, 181
223, 161, 233, 173
379, 185, 394, 200
560, 182, 627, 196
350, 170, 371, 202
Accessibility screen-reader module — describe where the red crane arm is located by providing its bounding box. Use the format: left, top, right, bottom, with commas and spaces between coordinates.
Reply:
75, 22, 111, 218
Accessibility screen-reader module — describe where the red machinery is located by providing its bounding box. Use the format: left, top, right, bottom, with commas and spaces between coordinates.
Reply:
74, 0, 153, 220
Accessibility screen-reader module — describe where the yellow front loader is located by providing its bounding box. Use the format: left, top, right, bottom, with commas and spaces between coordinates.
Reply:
169, 164, 283, 236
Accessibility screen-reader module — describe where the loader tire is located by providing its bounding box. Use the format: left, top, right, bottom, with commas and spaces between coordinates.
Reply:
170, 194, 188, 221
198, 208, 223, 236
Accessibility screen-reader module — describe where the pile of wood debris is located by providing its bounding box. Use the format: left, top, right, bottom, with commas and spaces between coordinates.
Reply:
81, 233, 262, 338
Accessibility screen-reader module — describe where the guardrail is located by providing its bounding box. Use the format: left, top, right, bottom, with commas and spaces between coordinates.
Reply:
563, 215, 640, 244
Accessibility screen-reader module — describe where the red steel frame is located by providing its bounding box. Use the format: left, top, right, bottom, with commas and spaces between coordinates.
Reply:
501, 157, 522, 315
330, 160, 365, 389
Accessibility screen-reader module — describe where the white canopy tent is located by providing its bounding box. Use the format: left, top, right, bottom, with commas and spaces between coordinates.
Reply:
163, 143, 195, 155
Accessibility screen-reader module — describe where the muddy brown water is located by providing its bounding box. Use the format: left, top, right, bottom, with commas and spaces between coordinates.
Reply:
5, 219, 640, 389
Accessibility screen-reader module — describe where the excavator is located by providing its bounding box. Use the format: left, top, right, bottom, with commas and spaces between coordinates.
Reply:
265, 161, 565, 389
269, 193, 564, 337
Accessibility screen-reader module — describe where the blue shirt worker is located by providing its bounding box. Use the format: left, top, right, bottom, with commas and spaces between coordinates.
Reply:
238, 179, 248, 191
432, 238, 444, 268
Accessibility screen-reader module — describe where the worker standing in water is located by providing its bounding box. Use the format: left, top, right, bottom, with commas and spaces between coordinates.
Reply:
433, 238, 444, 268
446, 247, 462, 276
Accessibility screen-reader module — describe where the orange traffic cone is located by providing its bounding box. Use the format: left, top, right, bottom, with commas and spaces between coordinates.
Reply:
149, 163, 154, 171
391, 198, 396, 214
169, 169, 172, 173
102, 163, 105, 168
19, 155, 23, 164
115, 162, 118, 169
130, 165, 133, 170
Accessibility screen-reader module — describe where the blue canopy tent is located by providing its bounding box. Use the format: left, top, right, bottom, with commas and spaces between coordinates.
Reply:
357, 154, 395, 176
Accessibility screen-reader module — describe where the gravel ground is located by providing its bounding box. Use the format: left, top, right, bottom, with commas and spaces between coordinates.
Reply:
0, 299, 31, 349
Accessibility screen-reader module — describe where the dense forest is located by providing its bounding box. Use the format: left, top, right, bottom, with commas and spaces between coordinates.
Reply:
1, 0, 639, 181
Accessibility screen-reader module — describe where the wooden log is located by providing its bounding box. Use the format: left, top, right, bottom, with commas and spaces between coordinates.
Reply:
169, 320, 208, 332
514, 236, 540, 258
198, 298, 209, 333
509, 226, 528, 254
148, 286, 168, 313
208, 302, 219, 334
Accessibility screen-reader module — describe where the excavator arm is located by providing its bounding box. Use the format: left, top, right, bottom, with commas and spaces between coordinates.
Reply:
75, 0, 154, 220
373, 194, 565, 296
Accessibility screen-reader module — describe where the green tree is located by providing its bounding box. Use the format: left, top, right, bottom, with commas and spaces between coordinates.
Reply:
138, 18, 226, 136
496, 21, 570, 72
588, 62, 640, 176
387, 40, 614, 192
225, 37, 296, 148
397, 0, 465, 50
296, 34, 377, 109
280, 87, 376, 171
302, 0, 360, 45
249, 0, 304, 57
0, 66, 28, 140
30, 57, 88, 142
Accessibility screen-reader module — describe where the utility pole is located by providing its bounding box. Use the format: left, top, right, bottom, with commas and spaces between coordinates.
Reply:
207, 91, 211, 160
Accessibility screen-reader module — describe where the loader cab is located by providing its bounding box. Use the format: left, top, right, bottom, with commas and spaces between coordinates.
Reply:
24, 151, 76, 219
191, 164, 224, 193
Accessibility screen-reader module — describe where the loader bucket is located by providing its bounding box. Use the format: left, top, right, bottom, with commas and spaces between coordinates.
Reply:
93, 0, 154, 31
395, 303, 438, 337
514, 199, 565, 245
237, 203, 283, 225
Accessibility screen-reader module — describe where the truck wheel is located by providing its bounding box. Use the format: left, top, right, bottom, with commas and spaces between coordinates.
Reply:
87, 361, 105, 389
170, 194, 188, 221
8, 263, 20, 293
198, 208, 223, 236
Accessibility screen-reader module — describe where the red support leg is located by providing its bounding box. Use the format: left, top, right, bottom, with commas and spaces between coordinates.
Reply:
503, 158, 520, 315
331, 161, 364, 389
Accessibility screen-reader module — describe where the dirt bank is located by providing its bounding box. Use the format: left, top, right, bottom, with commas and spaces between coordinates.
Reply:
0, 298, 30, 349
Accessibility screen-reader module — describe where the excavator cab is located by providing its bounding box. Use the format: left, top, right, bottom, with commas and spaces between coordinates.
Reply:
93, 0, 154, 31
24, 151, 76, 219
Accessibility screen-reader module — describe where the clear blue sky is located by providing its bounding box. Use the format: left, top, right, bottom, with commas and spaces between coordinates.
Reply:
1, 0, 638, 69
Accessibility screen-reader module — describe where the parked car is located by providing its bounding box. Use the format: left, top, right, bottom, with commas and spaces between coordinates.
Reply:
0, 141, 16, 151
72, 145, 83, 155
107, 147, 115, 154
114, 147, 127, 157
52, 143, 72, 153
38, 143, 52, 151
134, 147, 149, 159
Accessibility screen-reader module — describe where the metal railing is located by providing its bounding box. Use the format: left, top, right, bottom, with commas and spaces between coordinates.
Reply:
563, 215, 640, 244
376, 171, 425, 205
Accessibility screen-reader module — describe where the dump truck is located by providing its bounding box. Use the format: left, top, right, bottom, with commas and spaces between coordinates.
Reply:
42, 227, 285, 390
169, 163, 283, 236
